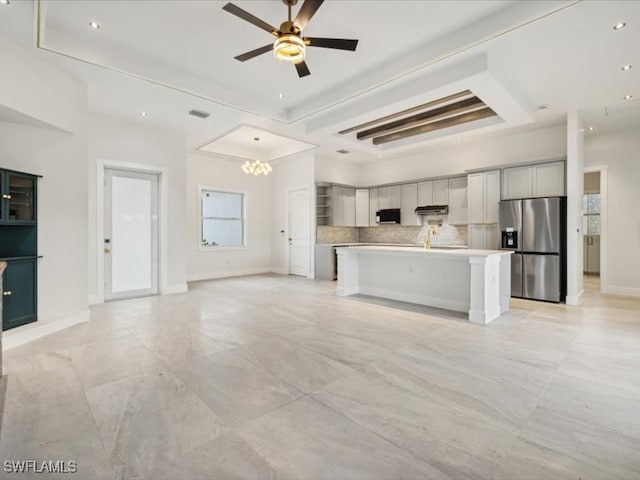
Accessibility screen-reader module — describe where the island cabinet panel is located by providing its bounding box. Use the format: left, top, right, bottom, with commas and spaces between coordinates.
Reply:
448, 177, 468, 225
400, 183, 418, 226
369, 188, 379, 226
355, 189, 369, 227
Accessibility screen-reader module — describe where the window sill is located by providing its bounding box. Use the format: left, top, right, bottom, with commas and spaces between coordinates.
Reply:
199, 245, 248, 253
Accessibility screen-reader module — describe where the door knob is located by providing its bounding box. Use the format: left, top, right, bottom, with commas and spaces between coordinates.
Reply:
104, 247, 111, 253
288, 238, 292, 241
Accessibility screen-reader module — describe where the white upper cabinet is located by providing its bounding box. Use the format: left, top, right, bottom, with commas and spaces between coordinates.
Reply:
355, 189, 370, 227
447, 177, 468, 225
433, 179, 449, 205
533, 162, 565, 197
502, 161, 565, 199
369, 188, 379, 226
417, 181, 433, 206
468, 170, 500, 224
502, 165, 532, 200
343, 188, 356, 226
378, 186, 401, 209
400, 183, 418, 226
331, 186, 344, 226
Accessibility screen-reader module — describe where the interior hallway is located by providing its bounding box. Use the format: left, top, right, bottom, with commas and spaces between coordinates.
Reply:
1, 275, 639, 479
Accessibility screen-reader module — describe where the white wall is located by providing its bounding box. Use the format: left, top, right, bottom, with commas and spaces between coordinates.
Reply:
0, 121, 89, 324
186, 153, 272, 281
87, 114, 187, 301
315, 156, 362, 186
357, 125, 567, 185
271, 153, 315, 276
585, 126, 640, 297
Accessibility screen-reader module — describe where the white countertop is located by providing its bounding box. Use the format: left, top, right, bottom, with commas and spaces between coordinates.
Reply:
317, 242, 468, 248
336, 245, 512, 257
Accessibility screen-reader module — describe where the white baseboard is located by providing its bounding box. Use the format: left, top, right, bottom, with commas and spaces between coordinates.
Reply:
187, 268, 273, 283
566, 289, 585, 305
270, 268, 288, 276
161, 283, 189, 295
2, 309, 90, 351
603, 285, 640, 298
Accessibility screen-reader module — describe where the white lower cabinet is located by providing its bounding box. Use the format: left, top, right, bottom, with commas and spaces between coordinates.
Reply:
468, 224, 499, 250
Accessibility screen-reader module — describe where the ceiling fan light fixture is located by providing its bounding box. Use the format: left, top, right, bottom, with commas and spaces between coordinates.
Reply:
273, 34, 306, 64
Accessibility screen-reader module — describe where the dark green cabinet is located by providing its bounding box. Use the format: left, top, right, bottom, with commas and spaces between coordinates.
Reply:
0, 167, 40, 331
2, 259, 37, 330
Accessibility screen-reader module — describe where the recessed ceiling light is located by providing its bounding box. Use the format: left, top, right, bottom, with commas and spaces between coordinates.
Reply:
253, 137, 260, 141
89, 21, 100, 29
456, 138, 462, 142
588, 126, 595, 131
0, 0, 11, 6
278, 92, 284, 99
621, 65, 632, 71
613, 22, 626, 30
140, 112, 148, 117
378, 153, 383, 159
536, 104, 549, 110
623, 95, 633, 100
336, 149, 349, 154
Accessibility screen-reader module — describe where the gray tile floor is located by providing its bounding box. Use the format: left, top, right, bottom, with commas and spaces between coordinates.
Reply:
1, 275, 639, 479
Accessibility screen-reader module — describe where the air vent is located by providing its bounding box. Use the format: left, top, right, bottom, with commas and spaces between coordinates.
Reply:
336, 149, 350, 154
339, 90, 497, 145
189, 109, 210, 119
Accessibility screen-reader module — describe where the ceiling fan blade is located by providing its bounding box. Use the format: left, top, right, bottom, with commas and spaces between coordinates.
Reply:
222, 3, 280, 36
295, 61, 311, 78
304, 37, 358, 51
294, 0, 324, 31
234, 44, 273, 62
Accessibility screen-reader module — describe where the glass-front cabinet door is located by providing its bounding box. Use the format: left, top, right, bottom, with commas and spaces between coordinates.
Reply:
5, 172, 36, 223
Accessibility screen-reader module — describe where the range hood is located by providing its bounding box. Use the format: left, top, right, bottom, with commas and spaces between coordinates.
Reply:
415, 205, 449, 216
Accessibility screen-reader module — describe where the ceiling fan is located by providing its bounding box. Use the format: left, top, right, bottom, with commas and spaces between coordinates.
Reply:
222, 0, 358, 78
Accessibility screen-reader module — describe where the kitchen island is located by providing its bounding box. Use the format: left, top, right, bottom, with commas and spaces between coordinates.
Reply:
336, 246, 512, 324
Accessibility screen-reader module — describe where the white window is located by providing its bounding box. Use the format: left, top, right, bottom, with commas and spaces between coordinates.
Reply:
200, 189, 245, 248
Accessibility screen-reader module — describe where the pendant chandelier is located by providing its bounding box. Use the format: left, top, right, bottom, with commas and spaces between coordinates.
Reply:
241, 160, 272, 176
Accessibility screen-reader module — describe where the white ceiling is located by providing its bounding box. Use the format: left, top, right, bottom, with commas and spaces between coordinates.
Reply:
0, 0, 639, 163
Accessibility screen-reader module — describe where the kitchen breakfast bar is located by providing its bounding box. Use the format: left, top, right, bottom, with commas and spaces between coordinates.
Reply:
336, 246, 513, 324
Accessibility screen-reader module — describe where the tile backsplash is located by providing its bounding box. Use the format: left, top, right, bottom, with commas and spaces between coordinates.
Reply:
317, 224, 467, 246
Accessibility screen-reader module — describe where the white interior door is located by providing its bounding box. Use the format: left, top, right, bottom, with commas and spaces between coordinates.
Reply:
288, 188, 309, 277
104, 169, 159, 300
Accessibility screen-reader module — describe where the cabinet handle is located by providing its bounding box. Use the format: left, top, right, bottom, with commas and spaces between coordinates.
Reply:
2, 194, 11, 199
2, 291, 12, 296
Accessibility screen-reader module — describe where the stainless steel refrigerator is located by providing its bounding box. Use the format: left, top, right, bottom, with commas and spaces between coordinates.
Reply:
498, 197, 566, 303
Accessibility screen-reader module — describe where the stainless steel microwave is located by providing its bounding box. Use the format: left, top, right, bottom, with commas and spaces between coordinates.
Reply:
376, 208, 401, 224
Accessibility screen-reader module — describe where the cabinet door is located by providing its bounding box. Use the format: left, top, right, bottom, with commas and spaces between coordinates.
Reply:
378, 187, 391, 210
2, 259, 37, 330
0, 169, 5, 222
400, 183, 418, 226
502, 166, 532, 200
467, 173, 485, 223
389, 186, 401, 208
343, 188, 356, 227
448, 177, 468, 224
468, 224, 485, 249
533, 162, 565, 197
369, 189, 379, 226
433, 179, 449, 205
4, 172, 37, 224
331, 186, 343, 226
484, 170, 501, 224
355, 189, 369, 227
417, 181, 433, 206
484, 224, 499, 250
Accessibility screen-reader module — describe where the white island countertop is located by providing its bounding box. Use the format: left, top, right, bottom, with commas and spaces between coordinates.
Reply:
336, 246, 512, 324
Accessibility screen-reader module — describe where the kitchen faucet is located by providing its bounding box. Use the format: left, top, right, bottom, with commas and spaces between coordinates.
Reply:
424, 225, 438, 249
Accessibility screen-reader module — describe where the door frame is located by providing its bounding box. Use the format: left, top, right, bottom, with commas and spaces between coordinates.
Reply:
285, 185, 313, 279
583, 165, 608, 293
96, 159, 169, 304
